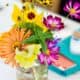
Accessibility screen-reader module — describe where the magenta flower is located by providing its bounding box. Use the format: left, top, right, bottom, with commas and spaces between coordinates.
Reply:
46, 38, 60, 49
63, 0, 80, 19
38, 51, 59, 65
43, 15, 64, 31
38, 39, 60, 65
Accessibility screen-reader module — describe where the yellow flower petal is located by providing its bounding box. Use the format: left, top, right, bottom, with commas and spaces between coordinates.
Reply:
15, 44, 41, 69
12, 4, 23, 24
22, 2, 32, 11
23, 8, 48, 31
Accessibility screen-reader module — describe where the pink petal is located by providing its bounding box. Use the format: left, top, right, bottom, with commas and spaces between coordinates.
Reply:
68, 0, 72, 8
74, 14, 80, 19
47, 15, 53, 20
73, 2, 80, 10
38, 53, 45, 64
63, 7, 69, 12
56, 23, 64, 29
50, 46, 60, 54
76, 9, 80, 13
66, 4, 70, 10
53, 17, 61, 24
46, 57, 52, 65
50, 53, 59, 60
63, 1, 72, 12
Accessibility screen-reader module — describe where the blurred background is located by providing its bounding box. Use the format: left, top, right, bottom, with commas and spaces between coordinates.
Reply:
21, 0, 80, 22
60, 0, 80, 22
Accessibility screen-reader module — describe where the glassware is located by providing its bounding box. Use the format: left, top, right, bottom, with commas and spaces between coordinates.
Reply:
16, 63, 48, 80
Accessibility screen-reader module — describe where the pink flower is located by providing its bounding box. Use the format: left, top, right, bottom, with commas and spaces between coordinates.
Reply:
38, 52, 58, 65
63, 0, 80, 19
43, 15, 64, 31
38, 39, 60, 65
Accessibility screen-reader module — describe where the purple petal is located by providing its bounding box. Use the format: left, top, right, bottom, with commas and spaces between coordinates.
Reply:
50, 53, 59, 60
52, 20, 61, 25
76, 9, 80, 13
52, 38, 60, 45
46, 57, 52, 65
63, 1, 72, 12
46, 39, 60, 49
38, 53, 45, 64
68, 0, 72, 8
47, 19, 53, 25
74, 14, 80, 19
46, 40, 55, 49
54, 17, 61, 22
56, 23, 64, 30
73, 2, 80, 10
43, 15, 64, 31
63, 5, 70, 12
50, 46, 60, 54
43, 18, 47, 26
47, 15, 53, 20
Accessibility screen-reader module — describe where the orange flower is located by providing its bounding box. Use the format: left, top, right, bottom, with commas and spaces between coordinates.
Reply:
0, 27, 31, 67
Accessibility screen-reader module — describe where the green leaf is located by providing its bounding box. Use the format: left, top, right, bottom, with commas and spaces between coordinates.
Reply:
40, 40, 47, 52
43, 32, 53, 39
23, 35, 38, 44
20, 22, 53, 52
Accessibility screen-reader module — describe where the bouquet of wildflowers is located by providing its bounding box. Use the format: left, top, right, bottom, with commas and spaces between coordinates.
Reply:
0, 2, 64, 69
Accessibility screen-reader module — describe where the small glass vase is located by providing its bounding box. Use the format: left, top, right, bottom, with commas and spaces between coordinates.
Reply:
16, 63, 48, 80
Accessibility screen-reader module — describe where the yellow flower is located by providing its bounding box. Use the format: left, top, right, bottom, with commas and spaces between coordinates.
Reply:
22, 2, 32, 11
12, 4, 23, 24
23, 8, 48, 31
12, 3, 48, 31
36, 0, 53, 6
15, 44, 41, 69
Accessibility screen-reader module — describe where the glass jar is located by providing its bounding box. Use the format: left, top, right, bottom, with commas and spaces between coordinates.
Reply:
16, 63, 48, 80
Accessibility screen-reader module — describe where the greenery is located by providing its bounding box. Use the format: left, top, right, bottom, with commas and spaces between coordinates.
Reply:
20, 22, 53, 52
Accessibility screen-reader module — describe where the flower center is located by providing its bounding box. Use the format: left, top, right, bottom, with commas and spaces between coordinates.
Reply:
46, 49, 50, 55
12, 41, 21, 49
27, 12, 35, 20
51, 23, 56, 29
70, 8, 76, 15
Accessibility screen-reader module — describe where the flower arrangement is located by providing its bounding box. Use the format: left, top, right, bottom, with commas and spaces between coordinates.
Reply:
0, 2, 64, 80
0, 2, 64, 68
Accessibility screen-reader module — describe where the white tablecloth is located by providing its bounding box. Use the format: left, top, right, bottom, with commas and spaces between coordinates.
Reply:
0, 0, 80, 80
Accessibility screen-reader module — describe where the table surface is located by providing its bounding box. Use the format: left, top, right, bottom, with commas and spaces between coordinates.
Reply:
0, 0, 80, 80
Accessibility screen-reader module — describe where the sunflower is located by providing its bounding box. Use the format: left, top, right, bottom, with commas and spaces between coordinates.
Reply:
23, 8, 48, 31
15, 44, 41, 69
12, 5, 24, 24
0, 27, 32, 67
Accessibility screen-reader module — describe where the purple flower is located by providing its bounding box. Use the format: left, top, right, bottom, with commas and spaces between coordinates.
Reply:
63, 0, 80, 19
43, 15, 64, 31
38, 39, 60, 65
46, 38, 60, 49
38, 51, 59, 65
